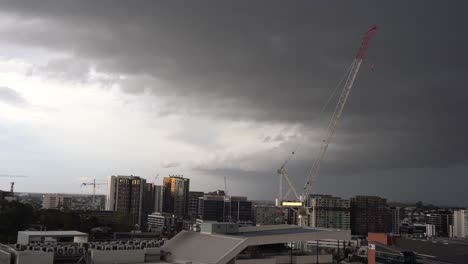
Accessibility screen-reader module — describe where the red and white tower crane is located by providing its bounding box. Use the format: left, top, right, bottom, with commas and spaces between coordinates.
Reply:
276, 26, 378, 225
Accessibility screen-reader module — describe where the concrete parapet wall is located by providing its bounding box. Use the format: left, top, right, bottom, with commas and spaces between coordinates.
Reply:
16, 251, 54, 264
90, 249, 145, 264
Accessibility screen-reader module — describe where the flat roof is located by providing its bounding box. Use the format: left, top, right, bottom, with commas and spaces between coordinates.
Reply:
374, 238, 468, 264
19, 231, 88, 237
162, 225, 350, 264
234, 228, 320, 237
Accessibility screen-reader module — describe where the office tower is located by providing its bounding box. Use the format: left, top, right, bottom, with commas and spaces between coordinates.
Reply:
42, 194, 72, 209
106, 175, 151, 227
389, 206, 401, 234
309, 194, 350, 230
188, 191, 204, 219
154, 185, 163, 213
351, 195, 387, 236
453, 209, 468, 238
162, 175, 190, 219
198, 192, 252, 223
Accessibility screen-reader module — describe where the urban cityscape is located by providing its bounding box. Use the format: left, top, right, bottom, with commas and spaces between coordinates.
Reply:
1, 1, 467, 264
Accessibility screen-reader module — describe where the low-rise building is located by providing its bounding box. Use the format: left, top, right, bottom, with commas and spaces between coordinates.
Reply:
253, 205, 284, 225
42, 194, 72, 210
425, 210, 454, 237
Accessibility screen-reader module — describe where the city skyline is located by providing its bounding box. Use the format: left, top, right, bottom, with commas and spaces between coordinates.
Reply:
1, 1, 468, 206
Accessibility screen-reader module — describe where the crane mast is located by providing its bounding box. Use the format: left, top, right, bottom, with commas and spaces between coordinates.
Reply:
296, 26, 377, 225
81, 179, 106, 204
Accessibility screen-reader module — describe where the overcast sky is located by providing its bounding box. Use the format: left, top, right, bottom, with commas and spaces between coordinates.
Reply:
0, 1, 467, 206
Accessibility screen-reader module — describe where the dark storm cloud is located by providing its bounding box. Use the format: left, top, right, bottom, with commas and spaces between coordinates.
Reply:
0, 86, 29, 107
1, 0, 468, 203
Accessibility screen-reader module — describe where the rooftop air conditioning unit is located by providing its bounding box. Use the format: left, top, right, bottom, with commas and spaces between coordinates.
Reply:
57, 248, 65, 255
77, 247, 85, 254
67, 247, 76, 255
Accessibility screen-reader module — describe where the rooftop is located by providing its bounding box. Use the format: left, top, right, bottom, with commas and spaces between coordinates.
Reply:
161, 225, 350, 264
18, 231, 88, 236
375, 237, 468, 264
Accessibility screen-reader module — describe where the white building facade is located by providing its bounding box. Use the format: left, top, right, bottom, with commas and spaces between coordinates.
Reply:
453, 209, 468, 238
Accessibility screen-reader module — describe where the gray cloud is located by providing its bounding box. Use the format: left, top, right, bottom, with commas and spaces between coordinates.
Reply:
0, 87, 29, 107
1, 1, 467, 204
161, 162, 180, 169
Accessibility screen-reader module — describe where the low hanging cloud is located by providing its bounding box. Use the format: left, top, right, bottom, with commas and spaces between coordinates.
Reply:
0, 86, 29, 108
0, 1, 467, 204
161, 162, 180, 169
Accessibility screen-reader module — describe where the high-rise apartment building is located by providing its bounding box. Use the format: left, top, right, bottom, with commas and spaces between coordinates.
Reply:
42, 194, 72, 209
350, 195, 387, 236
162, 175, 190, 219
453, 209, 468, 239
308, 194, 350, 230
188, 191, 204, 219
106, 175, 153, 227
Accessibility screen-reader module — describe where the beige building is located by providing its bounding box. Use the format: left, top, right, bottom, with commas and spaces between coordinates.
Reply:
42, 194, 72, 209
453, 209, 468, 238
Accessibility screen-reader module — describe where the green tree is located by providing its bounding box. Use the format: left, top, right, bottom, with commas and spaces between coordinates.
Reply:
0, 201, 37, 243
112, 212, 132, 232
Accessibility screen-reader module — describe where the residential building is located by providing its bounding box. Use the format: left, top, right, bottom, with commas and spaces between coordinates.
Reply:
147, 212, 165, 231
198, 192, 252, 224
188, 191, 204, 219
253, 205, 284, 225
42, 194, 72, 209
350, 195, 387, 236
106, 175, 152, 227
426, 210, 454, 237
453, 209, 468, 238
162, 175, 190, 219
308, 194, 350, 230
